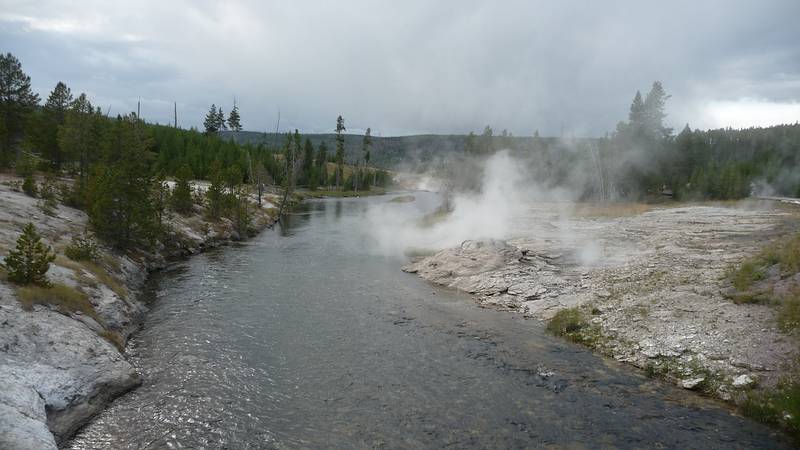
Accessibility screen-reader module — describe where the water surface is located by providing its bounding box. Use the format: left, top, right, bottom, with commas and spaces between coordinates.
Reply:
67, 193, 789, 449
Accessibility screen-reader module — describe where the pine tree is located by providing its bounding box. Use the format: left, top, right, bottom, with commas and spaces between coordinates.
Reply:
316, 141, 328, 187
628, 91, 645, 127
88, 114, 158, 248
335, 115, 345, 190
203, 104, 219, 135
0, 53, 40, 167
302, 138, 314, 183
360, 127, 372, 189
205, 161, 225, 219
216, 107, 227, 131
37, 81, 73, 169
171, 164, 194, 214
227, 103, 242, 131
58, 93, 98, 183
643, 81, 672, 138
3, 223, 56, 286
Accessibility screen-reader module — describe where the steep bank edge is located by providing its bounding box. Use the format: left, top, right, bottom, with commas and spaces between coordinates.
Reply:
0, 178, 278, 449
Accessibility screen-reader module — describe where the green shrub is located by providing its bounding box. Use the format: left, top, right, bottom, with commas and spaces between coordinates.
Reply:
65, 233, 100, 262
742, 381, 800, 441
777, 291, 800, 333
170, 165, 194, 214
22, 175, 37, 197
3, 223, 56, 286
730, 261, 764, 293
546, 308, 587, 341
37, 174, 58, 215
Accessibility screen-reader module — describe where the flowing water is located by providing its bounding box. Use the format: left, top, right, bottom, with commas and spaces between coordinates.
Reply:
66, 194, 790, 449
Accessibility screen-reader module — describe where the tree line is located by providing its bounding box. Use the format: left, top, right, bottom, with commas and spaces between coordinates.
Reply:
458, 82, 799, 200
0, 52, 392, 252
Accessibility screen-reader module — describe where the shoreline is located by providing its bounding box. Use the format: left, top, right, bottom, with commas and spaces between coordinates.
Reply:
0, 176, 279, 449
404, 200, 800, 428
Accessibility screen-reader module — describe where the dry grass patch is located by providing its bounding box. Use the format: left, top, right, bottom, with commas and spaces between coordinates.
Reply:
16, 283, 98, 320
99, 329, 126, 351
54, 255, 128, 299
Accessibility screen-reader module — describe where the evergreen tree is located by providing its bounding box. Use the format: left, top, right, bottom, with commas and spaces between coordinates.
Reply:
335, 115, 345, 190
480, 125, 493, 153
216, 107, 227, 131
0, 53, 40, 166
3, 223, 56, 286
643, 81, 672, 138
39, 82, 73, 169
302, 138, 314, 183
204, 104, 219, 135
360, 127, 372, 189
88, 114, 158, 248
171, 164, 194, 214
628, 90, 645, 127
205, 161, 225, 219
58, 93, 98, 183
465, 131, 477, 154
227, 103, 242, 131
316, 141, 328, 187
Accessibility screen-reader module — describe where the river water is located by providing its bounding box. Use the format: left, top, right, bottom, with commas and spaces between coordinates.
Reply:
66, 193, 789, 449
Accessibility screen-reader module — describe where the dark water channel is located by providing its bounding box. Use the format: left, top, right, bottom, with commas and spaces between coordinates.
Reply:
66, 193, 790, 449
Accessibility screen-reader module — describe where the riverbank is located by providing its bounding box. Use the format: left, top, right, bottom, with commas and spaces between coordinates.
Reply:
0, 175, 279, 449
405, 200, 800, 420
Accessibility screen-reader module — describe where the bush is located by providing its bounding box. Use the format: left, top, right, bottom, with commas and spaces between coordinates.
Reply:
3, 223, 56, 286
59, 177, 87, 209
21, 175, 37, 197
37, 173, 58, 215
546, 307, 587, 341
65, 233, 100, 262
778, 291, 800, 333
742, 381, 800, 441
170, 165, 194, 214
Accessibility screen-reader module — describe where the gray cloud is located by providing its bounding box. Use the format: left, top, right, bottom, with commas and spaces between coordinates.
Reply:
2, 0, 799, 136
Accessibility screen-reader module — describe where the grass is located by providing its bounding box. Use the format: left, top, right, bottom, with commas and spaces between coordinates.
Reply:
56, 256, 128, 300
16, 283, 98, 320
296, 188, 388, 199
778, 291, 800, 333
726, 232, 800, 315
727, 261, 768, 302
389, 194, 416, 203
742, 381, 800, 441
546, 308, 587, 341
99, 329, 126, 352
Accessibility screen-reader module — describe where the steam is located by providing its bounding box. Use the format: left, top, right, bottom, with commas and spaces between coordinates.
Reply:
366, 150, 549, 256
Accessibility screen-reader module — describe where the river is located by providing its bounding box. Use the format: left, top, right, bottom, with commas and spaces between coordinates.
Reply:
66, 193, 790, 449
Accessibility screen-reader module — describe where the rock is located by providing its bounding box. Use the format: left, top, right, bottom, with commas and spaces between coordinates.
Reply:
507, 282, 547, 299
641, 347, 660, 358
732, 374, 754, 388
595, 289, 611, 299
681, 377, 706, 390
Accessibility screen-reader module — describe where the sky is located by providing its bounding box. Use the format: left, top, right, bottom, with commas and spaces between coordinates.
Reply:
2, 0, 799, 137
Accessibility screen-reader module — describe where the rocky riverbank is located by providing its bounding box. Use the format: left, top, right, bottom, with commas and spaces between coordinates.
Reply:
0, 176, 278, 449
405, 201, 800, 403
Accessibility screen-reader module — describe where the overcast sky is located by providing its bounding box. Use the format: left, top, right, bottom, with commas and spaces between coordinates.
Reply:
2, 0, 799, 136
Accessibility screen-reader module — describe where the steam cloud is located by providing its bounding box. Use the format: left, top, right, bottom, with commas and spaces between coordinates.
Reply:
365, 150, 572, 257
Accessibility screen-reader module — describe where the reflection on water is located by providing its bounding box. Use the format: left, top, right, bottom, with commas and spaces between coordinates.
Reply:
67, 193, 790, 449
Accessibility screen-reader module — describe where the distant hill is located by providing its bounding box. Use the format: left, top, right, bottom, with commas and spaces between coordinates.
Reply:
219, 130, 566, 169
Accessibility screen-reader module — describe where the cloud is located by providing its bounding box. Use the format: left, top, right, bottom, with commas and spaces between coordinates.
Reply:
1, 0, 799, 135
